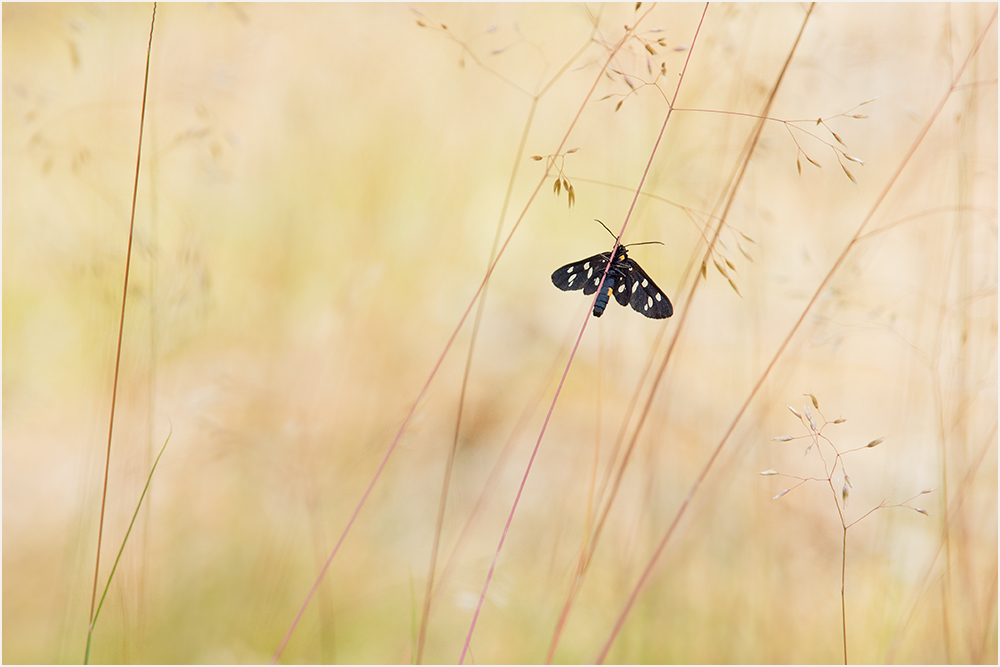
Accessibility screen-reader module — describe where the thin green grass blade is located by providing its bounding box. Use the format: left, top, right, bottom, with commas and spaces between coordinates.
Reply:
84, 428, 171, 665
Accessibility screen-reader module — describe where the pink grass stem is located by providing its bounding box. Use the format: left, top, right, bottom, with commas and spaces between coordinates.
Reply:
594, 8, 997, 663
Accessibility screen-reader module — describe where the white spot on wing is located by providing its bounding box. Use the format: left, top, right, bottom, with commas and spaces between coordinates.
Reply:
587, 268, 594, 278
641, 279, 649, 288
617, 284, 626, 292
655, 293, 661, 301
631, 282, 639, 293
568, 274, 577, 285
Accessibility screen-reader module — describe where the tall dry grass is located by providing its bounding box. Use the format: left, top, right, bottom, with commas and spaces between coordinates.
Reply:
3, 3, 997, 664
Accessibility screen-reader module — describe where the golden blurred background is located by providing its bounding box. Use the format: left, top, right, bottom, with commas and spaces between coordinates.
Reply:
3, 3, 996, 664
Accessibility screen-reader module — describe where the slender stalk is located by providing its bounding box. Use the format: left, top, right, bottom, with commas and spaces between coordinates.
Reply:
545, 3, 712, 660
457, 9, 664, 661
594, 7, 996, 662
842, 530, 848, 664
457, 307, 591, 664
549, 2, 816, 659
416, 22, 607, 657
820, 449, 850, 664
84, 430, 171, 664
272, 10, 617, 660
86, 3, 157, 661
415, 98, 538, 665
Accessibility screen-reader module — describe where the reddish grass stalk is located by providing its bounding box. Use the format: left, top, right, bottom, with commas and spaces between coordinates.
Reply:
543, 3, 711, 660
85, 3, 157, 661
415, 99, 537, 664
548, 1, 809, 659
455, 8, 668, 660
271, 12, 645, 661
594, 8, 997, 663
427, 323, 579, 607
271, 278, 479, 662
416, 28, 603, 661
456, 313, 589, 665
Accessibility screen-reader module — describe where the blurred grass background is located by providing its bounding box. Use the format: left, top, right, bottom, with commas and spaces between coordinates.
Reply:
3, 3, 997, 664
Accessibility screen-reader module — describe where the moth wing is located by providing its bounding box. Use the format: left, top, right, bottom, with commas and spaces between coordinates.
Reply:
551, 252, 611, 294
623, 259, 673, 319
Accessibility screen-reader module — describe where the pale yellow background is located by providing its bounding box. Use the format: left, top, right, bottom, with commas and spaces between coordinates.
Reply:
3, 3, 997, 664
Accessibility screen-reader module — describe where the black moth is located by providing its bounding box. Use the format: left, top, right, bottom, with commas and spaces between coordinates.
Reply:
551, 231, 673, 319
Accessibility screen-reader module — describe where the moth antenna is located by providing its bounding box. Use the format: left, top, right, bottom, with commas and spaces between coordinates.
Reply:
594, 219, 662, 247
594, 219, 619, 242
